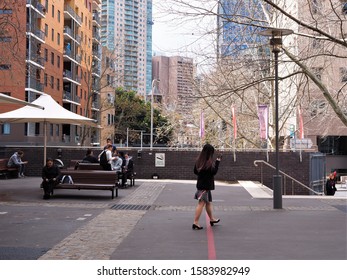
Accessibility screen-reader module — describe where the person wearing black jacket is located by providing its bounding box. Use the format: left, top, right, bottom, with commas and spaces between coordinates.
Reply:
192, 144, 222, 230
41, 158, 61, 199
326, 173, 337, 196
82, 149, 99, 163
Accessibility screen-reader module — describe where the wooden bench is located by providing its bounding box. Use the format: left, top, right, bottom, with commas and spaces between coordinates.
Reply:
0, 158, 19, 179
72, 161, 136, 187
54, 170, 120, 199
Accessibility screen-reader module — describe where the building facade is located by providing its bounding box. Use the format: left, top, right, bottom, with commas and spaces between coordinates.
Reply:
0, 0, 102, 146
100, 0, 150, 98
152, 55, 195, 117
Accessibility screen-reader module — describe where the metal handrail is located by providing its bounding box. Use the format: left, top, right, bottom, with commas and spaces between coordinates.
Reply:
254, 160, 323, 195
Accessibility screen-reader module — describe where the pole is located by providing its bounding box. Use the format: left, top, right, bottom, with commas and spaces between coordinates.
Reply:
150, 79, 159, 150
150, 84, 154, 150
126, 127, 129, 148
273, 49, 282, 209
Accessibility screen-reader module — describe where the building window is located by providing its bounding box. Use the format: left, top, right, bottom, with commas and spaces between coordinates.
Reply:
1, 123, 10, 134
52, 5, 54, 18
312, 38, 323, 49
51, 52, 54, 65
0, 37, 11, 42
0, 64, 11, 70
0, 9, 12, 15
57, 78, 60, 90
343, 3, 347, 14
51, 28, 54, 41
50, 76, 54, 88
312, 0, 322, 14
312, 67, 323, 80
45, 24, 48, 37
35, 123, 40, 136
44, 73, 48, 86
58, 10, 60, 22
45, 0, 49, 12
340, 67, 347, 82
57, 55, 60, 68
44, 48, 48, 61
57, 33, 60, 45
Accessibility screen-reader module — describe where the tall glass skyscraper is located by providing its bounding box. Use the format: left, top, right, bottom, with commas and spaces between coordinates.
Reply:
217, 0, 268, 58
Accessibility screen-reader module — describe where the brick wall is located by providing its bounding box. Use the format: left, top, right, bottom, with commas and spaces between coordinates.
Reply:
1, 147, 312, 194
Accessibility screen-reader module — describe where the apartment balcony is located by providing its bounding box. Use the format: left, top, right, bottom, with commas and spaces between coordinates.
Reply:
26, 0, 46, 18
26, 24, 45, 43
92, 47, 102, 61
63, 48, 80, 65
92, 11, 101, 27
26, 50, 45, 69
92, 80, 100, 93
64, 5, 82, 26
25, 76, 44, 93
63, 70, 81, 85
63, 91, 81, 104
93, 32, 101, 43
92, 66, 101, 77
63, 26, 80, 45
91, 101, 100, 111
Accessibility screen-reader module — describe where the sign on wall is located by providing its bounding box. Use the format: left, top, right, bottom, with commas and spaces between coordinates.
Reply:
155, 153, 165, 167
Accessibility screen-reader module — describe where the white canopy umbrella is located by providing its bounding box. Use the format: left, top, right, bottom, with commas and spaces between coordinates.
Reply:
0, 94, 98, 164
0, 93, 44, 109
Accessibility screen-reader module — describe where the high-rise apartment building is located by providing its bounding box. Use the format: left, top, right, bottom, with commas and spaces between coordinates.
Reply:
152, 55, 195, 116
0, 0, 101, 146
100, 0, 150, 98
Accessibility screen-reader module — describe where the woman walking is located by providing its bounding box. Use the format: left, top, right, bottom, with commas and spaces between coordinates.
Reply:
193, 144, 222, 230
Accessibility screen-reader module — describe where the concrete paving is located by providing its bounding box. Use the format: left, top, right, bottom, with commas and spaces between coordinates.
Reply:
0, 177, 346, 260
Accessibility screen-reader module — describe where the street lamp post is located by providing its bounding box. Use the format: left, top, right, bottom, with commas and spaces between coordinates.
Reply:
150, 79, 160, 150
259, 27, 293, 209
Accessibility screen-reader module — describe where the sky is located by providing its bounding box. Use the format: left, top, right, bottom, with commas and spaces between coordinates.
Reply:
152, 2, 198, 56
151, 0, 216, 70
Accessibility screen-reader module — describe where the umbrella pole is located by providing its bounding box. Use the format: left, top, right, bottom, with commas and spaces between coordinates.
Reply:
44, 121, 47, 165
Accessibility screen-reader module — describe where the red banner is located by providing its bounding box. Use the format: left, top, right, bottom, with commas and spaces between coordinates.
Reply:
257, 105, 268, 139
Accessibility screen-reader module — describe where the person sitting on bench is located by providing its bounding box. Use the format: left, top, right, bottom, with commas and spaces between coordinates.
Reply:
42, 158, 61, 199
7, 150, 28, 178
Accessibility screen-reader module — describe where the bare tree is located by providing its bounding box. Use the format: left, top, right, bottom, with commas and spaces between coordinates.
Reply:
155, 0, 347, 148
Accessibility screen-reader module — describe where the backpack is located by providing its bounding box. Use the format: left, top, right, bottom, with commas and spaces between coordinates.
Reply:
99, 150, 108, 166
61, 175, 74, 184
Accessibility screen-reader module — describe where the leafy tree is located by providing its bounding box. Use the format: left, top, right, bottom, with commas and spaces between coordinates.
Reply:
114, 88, 171, 145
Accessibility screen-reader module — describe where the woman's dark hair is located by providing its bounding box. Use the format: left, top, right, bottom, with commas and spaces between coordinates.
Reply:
46, 158, 53, 163
195, 144, 215, 171
86, 148, 92, 155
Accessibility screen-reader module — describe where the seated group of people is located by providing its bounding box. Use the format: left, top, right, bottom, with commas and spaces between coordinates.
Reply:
97, 144, 134, 188
80, 139, 134, 188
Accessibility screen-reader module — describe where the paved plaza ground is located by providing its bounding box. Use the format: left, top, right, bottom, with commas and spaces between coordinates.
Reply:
0, 176, 346, 261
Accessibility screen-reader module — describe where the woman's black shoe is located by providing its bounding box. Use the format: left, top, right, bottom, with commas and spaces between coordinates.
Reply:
210, 219, 220, 226
192, 224, 203, 230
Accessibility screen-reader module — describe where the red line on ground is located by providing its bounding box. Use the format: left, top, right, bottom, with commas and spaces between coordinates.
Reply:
205, 213, 216, 260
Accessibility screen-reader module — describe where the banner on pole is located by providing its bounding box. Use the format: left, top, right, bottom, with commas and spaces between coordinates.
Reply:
298, 107, 304, 139
257, 105, 268, 139
199, 111, 205, 139
231, 106, 237, 139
